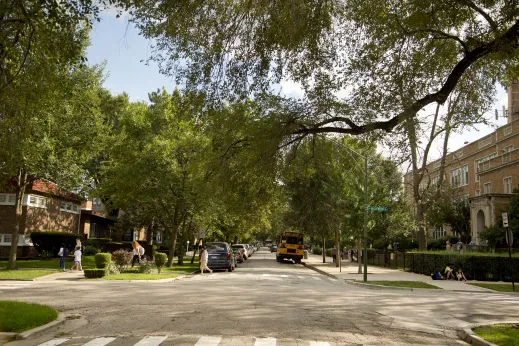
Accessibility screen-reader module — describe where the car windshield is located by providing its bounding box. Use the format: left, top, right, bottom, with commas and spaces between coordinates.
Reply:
281, 236, 303, 245
207, 243, 227, 252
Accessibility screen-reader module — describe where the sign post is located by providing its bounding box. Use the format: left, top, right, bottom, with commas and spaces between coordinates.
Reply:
502, 213, 515, 292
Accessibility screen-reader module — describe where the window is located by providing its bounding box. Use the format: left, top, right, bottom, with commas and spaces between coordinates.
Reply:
60, 201, 80, 214
476, 189, 481, 196
0, 193, 16, 206
504, 125, 513, 136
4, 234, 12, 243
475, 153, 497, 181
433, 226, 445, 239
431, 176, 440, 186
478, 136, 492, 148
451, 165, 469, 188
504, 177, 513, 194
26, 195, 46, 208
154, 232, 163, 243
484, 183, 492, 194
502, 145, 514, 163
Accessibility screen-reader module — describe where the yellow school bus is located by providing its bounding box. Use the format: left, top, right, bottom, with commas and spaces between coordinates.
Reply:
276, 232, 304, 263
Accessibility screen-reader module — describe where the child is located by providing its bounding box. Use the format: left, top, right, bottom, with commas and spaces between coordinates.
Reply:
70, 246, 82, 271
456, 267, 467, 281
445, 263, 455, 280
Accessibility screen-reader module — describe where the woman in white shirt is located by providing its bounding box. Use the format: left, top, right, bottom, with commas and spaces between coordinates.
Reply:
132, 240, 145, 267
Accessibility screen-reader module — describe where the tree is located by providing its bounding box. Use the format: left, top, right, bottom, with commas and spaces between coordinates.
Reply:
122, 1, 519, 137
0, 58, 108, 269
426, 189, 471, 241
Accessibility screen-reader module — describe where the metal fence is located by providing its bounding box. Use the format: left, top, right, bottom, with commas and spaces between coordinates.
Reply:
360, 250, 518, 282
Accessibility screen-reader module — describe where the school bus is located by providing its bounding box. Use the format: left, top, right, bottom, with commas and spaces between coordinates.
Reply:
276, 232, 304, 263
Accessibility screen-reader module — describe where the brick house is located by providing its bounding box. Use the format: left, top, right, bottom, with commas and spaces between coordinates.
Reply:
405, 85, 519, 243
0, 179, 82, 257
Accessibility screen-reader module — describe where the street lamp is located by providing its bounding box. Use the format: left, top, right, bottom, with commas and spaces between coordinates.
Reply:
328, 137, 369, 283
187, 240, 190, 252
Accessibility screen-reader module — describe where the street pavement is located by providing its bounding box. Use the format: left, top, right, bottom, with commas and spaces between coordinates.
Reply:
1, 248, 518, 346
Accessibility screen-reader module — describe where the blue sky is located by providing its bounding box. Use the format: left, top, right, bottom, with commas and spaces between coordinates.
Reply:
87, 13, 509, 154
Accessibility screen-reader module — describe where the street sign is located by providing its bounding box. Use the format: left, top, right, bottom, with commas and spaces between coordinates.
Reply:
506, 229, 514, 246
502, 213, 509, 227
368, 206, 389, 212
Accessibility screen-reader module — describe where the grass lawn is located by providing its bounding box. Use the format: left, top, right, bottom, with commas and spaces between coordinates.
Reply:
473, 324, 519, 346
0, 269, 58, 280
0, 301, 58, 333
355, 280, 441, 289
468, 283, 517, 292
0, 256, 96, 270
163, 260, 200, 274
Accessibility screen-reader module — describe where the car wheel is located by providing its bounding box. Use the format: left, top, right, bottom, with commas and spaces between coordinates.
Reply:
228, 265, 233, 272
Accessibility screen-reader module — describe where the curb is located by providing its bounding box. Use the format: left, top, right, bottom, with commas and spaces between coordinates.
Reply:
15, 312, 66, 340
343, 279, 443, 291
301, 262, 342, 280
456, 322, 519, 346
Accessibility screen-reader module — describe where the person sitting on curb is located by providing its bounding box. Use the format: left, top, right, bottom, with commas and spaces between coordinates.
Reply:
431, 271, 444, 280
456, 267, 467, 281
445, 263, 455, 280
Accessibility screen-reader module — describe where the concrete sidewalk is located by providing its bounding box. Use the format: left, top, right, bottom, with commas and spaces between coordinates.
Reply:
303, 252, 496, 292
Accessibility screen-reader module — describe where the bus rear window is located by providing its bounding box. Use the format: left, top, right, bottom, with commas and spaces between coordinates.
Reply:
282, 236, 303, 245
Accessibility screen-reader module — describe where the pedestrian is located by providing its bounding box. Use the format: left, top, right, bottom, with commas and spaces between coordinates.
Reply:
131, 240, 144, 267
70, 246, 82, 271
456, 267, 467, 281
444, 263, 455, 280
446, 240, 451, 251
58, 243, 69, 272
199, 246, 212, 275
332, 246, 337, 263
456, 241, 464, 253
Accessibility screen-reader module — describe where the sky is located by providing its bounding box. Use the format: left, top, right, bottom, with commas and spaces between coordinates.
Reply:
87, 13, 510, 159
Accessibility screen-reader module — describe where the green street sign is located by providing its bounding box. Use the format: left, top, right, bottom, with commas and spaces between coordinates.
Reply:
368, 206, 389, 212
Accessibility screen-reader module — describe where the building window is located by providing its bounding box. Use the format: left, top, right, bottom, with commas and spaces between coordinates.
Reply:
476, 189, 481, 196
433, 226, 445, 239
484, 183, 492, 194
0, 193, 16, 206
154, 231, 163, 243
431, 175, 440, 186
504, 177, 513, 194
451, 165, 469, 188
60, 201, 80, 214
475, 153, 497, 181
504, 125, 512, 136
502, 145, 514, 163
478, 136, 492, 149
26, 195, 46, 208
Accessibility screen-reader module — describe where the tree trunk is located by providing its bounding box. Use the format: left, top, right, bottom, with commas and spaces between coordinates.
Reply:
177, 213, 189, 265
335, 230, 340, 268
166, 205, 180, 267
357, 237, 363, 274
322, 235, 326, 263
416, 204, 427, 251
8, 170, 27, 270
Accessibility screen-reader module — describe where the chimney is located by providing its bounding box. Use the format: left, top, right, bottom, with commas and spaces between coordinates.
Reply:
507, 80, 519, 124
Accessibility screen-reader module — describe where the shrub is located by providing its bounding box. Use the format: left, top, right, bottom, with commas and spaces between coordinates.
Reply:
94, 253, 111, 269
312, 247, 323, 255
39, 250, 54, 259
84, 246, 101, 256
325, 249, 333, 257
83, 269, 106, 278
112, 249, 133, 272
427, 239, 442, 250
139, 259, 154, 274
107, 262, 120, 275
105, 242, 133, 253
30, 232, 79, 257
84, 238, 112, 251
154, 252, 167, 273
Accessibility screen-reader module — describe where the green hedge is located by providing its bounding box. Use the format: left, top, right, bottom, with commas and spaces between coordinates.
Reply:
30, 232, 80, 257
154, 252, 167, 273
95, 253, 111, 269
84, 238, 112, 251
408, 253, 519, 282
312, 248, 323, 255
83, 269, 106, 278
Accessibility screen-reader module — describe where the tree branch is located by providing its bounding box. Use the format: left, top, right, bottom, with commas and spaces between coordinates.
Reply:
457, 0, 499, 35
292, 19, 519, 137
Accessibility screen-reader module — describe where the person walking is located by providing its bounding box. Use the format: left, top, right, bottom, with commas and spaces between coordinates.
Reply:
132, 240, 144, 267
199, 246, 212, 275
70, 246, 82, 271
58, 243, 68, 272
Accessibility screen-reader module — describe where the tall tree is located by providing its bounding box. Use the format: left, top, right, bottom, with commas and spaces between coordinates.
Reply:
122, 1, 519, 138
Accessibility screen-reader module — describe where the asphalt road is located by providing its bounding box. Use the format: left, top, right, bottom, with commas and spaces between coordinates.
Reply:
2, 248, 518, 346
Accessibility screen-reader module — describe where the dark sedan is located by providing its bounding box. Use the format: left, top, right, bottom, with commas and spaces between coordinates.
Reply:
206, 242, 236, 272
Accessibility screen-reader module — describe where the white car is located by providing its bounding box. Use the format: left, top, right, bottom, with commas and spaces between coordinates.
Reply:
232, 244, 249, 260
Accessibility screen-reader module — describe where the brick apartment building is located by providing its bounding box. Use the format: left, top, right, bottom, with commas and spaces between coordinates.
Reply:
0, 179, 82, 257
405, 84, 519, 243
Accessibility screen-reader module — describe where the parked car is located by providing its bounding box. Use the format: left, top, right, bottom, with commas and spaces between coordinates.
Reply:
206, 242, 236, 272
232, 245, 245, 263
271, 244, 278, 252
232, 244, 249, 260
